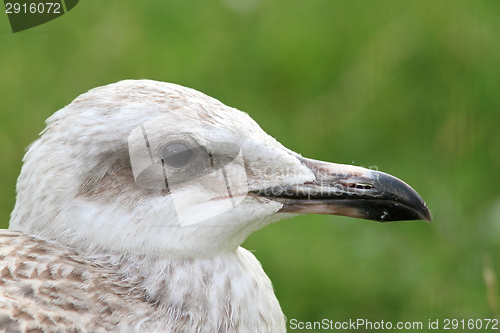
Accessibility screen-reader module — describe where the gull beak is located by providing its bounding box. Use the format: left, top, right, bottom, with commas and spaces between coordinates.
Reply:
253, 157, 431, 222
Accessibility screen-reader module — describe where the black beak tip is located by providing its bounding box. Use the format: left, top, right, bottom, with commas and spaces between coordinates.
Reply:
351, 199, 431, 223
370, 171, 432, 223
420, 204, 432, 223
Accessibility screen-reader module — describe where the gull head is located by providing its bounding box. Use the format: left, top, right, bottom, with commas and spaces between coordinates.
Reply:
9, 80, 431, 259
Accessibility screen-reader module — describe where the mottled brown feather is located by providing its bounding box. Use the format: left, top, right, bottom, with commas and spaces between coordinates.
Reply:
0, 231, 150, 332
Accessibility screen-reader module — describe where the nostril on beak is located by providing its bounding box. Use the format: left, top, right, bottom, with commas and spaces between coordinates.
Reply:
340, 182, 374, 190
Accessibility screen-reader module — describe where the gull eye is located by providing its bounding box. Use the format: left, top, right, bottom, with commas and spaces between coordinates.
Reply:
160, 141, 195, 168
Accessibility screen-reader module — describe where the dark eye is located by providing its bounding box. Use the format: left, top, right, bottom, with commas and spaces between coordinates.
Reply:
160, 141, 195, 168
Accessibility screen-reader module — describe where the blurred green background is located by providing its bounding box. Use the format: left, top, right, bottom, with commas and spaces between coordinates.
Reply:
1, 0, 500, 331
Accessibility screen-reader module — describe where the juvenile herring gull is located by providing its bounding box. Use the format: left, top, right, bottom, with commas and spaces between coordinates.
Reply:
0, 80, 431, 333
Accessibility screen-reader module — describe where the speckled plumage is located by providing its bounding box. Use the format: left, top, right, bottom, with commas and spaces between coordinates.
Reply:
0, 231, 142, 333
0, 230, 284, 333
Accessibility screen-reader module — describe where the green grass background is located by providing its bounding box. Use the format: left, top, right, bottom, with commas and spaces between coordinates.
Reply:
1, 0, 500, 331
